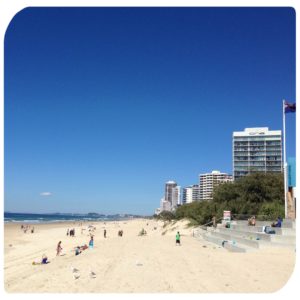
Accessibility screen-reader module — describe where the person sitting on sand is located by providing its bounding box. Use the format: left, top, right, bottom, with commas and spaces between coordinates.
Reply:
176, 232, 181, 246
41, 254, 49, 264
248, 216, 256, 226
75, 247, 81, 256
32, 254, 49, 265
80, 244, 88, 251
56, 241, 63, 256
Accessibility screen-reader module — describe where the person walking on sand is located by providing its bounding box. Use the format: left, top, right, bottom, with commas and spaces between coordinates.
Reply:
56, 241, 63, 256
104, 229, 107, 238
176, 232, 181, 246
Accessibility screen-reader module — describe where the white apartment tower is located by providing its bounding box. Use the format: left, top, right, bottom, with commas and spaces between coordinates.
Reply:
162, 181, 180, 211
183, 184, 202, 204
233, 127, 282, 180
199, 170, 233, 201
182, 186, 193, 204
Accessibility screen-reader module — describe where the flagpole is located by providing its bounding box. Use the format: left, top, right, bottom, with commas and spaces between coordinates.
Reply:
282, 99, 288, 219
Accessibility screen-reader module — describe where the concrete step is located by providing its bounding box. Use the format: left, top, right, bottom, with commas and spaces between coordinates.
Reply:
282, 219, 296, 228
202, 233, 250, 252
209, 231, 260, 249
229, 224, 295, 235
217, 228, 296, 244
218, 228, 271, 241
235, 219, 295, 229
230, 224, 264, 232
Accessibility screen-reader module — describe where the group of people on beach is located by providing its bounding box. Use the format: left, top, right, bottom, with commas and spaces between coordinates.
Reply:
21, 224, 34, 234
56, 234, 95, 257
67, 228, 75, 237
247, 215, 282, 228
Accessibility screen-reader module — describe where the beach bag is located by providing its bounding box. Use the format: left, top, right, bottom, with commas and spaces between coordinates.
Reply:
264, 226, 275, 234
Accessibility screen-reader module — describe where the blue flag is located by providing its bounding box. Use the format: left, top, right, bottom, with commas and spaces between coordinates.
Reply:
284, 101, 296, 113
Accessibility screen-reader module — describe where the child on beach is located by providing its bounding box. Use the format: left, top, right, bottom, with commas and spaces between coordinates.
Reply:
56, 241, 63, 256
176, 232, 181, 246
89, 236, 94, 249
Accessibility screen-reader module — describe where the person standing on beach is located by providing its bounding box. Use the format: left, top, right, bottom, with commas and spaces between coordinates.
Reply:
176, 232, 181, 246
212, 216, 217, 229
104, 229, 107, 238
56, 241, 62, 256
89, 236, 94, 249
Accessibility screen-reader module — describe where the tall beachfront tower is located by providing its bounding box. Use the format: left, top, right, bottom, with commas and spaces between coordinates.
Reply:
164, 181, 180, 211
233, 127, 282, 180
199, 171, 233, 201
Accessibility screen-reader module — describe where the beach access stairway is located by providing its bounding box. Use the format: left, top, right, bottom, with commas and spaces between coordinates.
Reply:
195, 219, 296, 253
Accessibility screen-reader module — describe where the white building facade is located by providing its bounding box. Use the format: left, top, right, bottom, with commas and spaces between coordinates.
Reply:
159, 181, 181, 212
199, 170, 233, 201
233, 127, 282, 180
182, 186, 193, 204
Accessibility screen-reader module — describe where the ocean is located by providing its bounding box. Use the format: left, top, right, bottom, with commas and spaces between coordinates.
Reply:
4, 212, 130, 223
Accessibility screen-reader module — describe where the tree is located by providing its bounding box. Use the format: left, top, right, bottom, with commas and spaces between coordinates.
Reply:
175, 173, 284, 224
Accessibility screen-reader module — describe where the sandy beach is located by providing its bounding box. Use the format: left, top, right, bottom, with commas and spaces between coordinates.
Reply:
4, 218, 296, 293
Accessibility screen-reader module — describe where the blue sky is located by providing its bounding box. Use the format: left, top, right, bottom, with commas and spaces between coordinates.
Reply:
4, 7, 296, 215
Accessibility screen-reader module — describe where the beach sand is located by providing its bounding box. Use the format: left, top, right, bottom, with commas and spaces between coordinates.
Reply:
4, 218, 296, 293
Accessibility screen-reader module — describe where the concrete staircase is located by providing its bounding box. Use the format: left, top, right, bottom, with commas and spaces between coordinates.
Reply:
196, 219, 296, 252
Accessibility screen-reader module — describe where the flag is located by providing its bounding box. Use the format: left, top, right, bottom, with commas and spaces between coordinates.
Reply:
284, 101, 296, 113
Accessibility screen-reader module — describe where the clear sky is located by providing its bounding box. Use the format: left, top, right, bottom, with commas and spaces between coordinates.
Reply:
4, 7, 296, 215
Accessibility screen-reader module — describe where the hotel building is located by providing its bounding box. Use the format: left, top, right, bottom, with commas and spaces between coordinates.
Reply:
161, 181, 181, 211
233, 127, 282, 180
199, 171, 233, 201
182, 184, 202, 204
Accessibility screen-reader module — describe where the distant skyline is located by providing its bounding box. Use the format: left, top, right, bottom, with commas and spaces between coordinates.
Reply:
4, 7, 296, 215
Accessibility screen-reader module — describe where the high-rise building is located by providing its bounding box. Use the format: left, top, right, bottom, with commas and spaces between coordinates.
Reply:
192, 185, 201, 201
162, 181, 180, 211
199, 170, 233, 200
183, 184, 202, 204
172, 185, 181, 207
182, 186, 193, 204
160, 197, 171, 212
165, 181, 177, 203
233, 127, 282, 180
